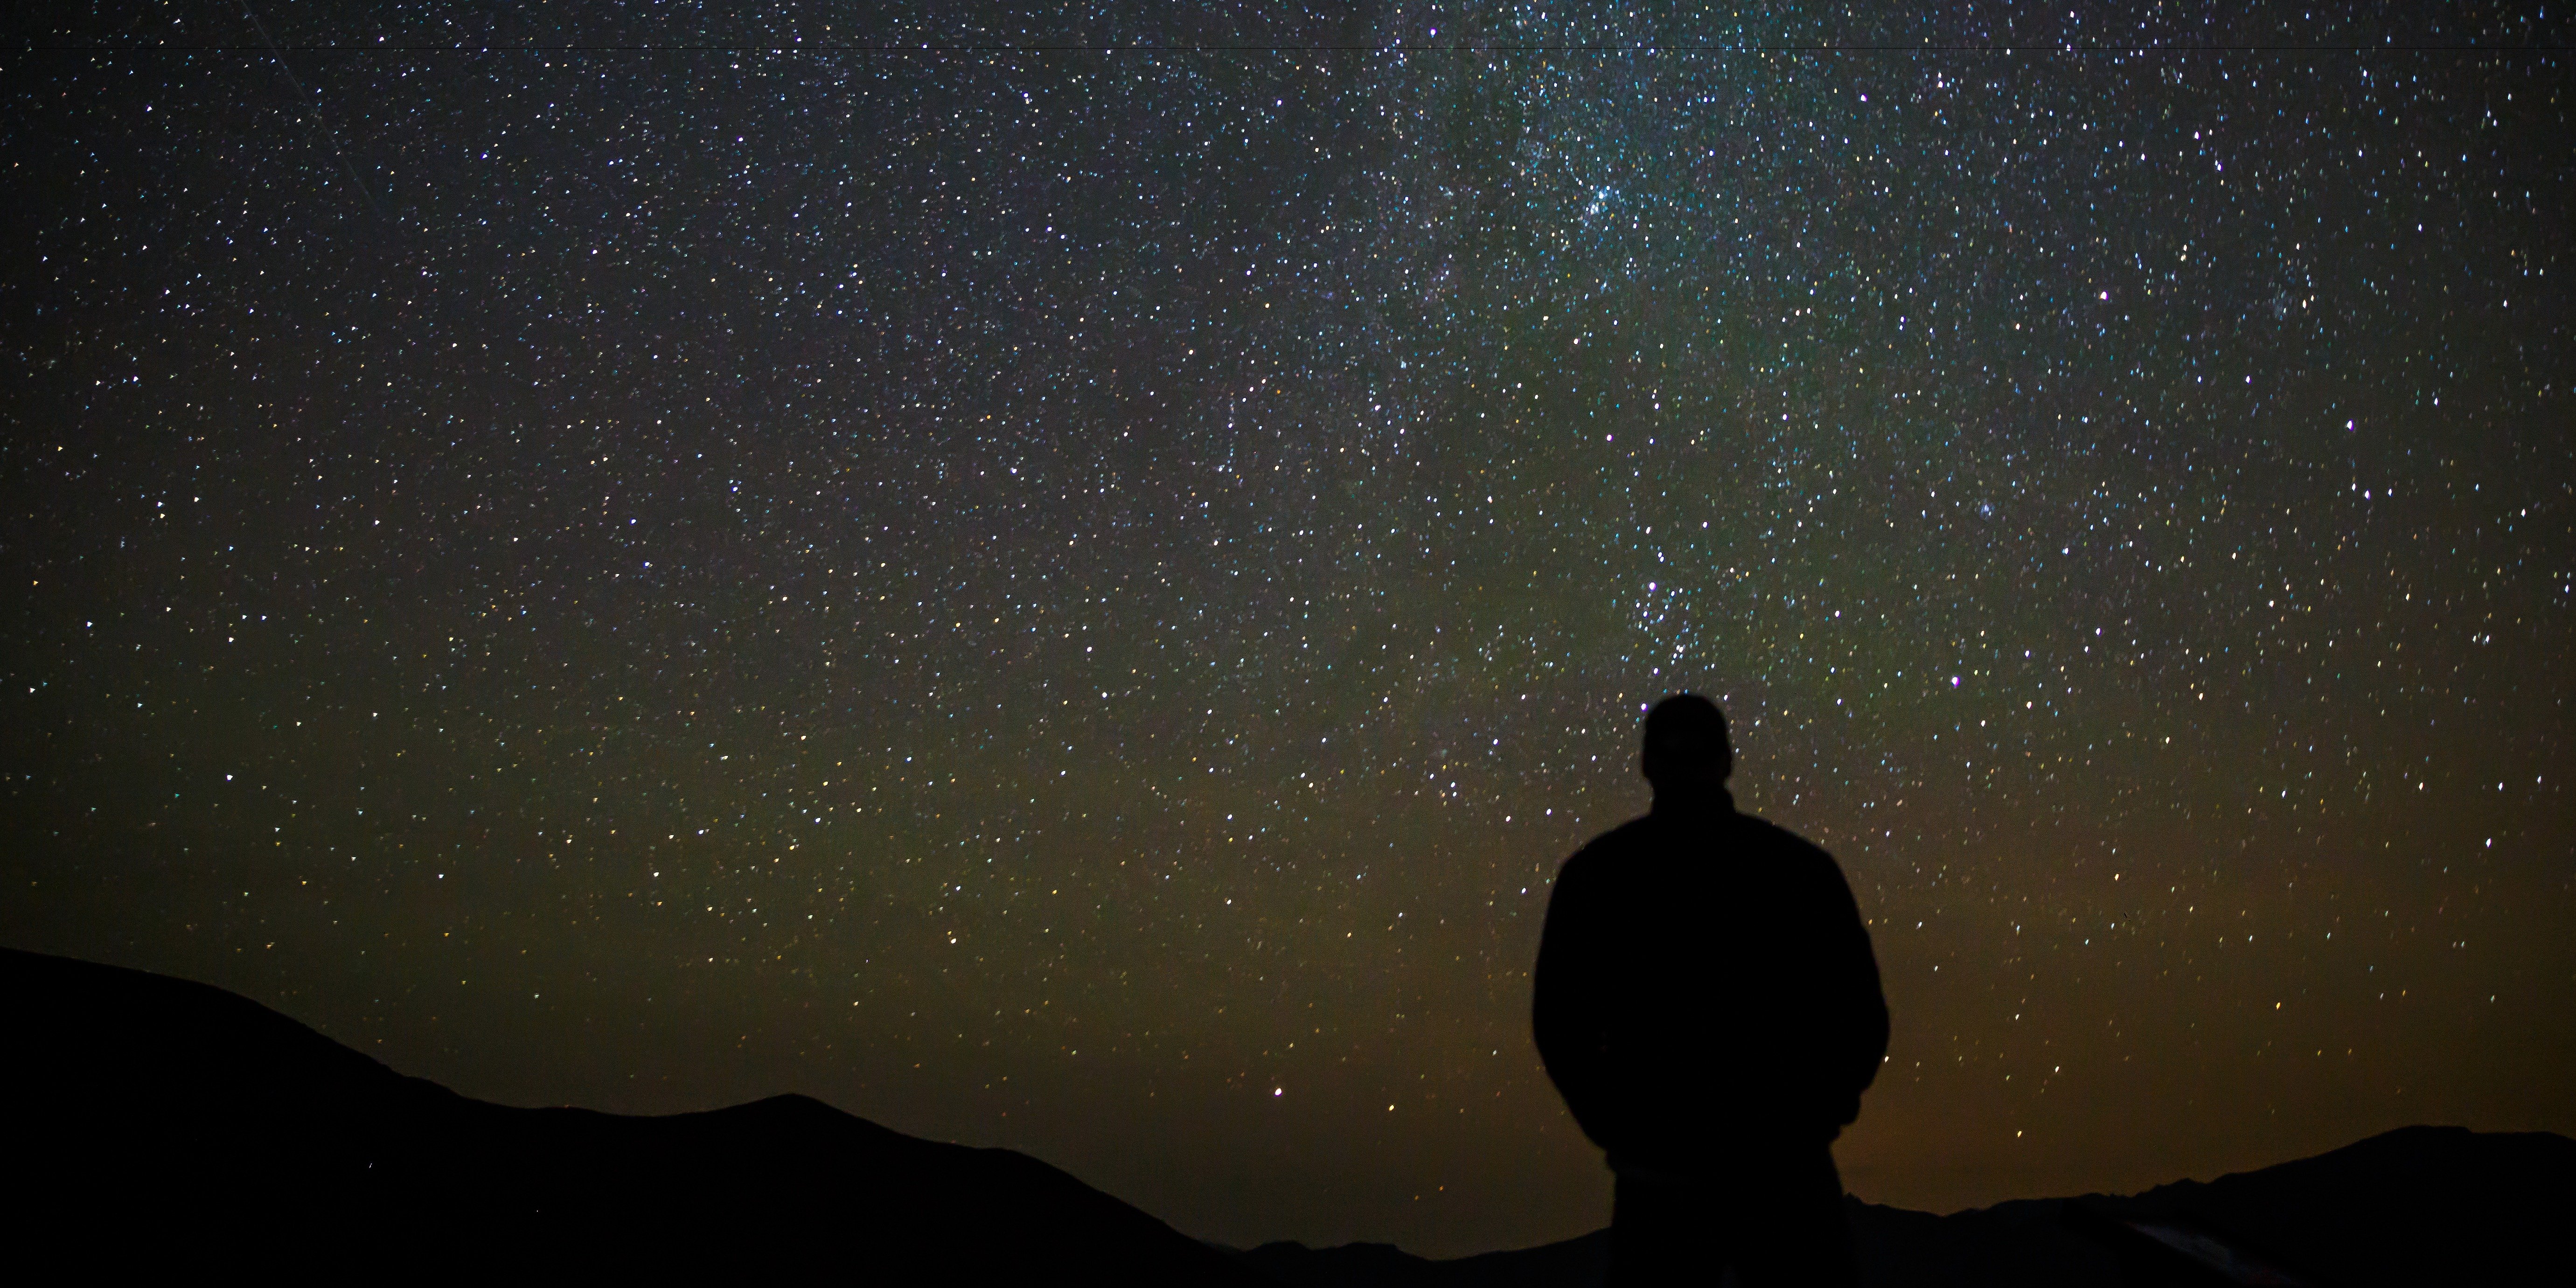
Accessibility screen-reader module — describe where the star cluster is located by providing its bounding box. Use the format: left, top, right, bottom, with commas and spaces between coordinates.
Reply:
3, 4, 2570, 1258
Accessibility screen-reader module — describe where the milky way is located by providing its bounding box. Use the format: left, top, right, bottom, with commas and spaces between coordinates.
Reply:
4, 7, 2570, 1256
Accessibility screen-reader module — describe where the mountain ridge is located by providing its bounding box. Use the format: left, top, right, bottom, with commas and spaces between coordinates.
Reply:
1239, 1124, 2573, 1286
8, 946, 2566, 1284
4, 946, 1268, 1280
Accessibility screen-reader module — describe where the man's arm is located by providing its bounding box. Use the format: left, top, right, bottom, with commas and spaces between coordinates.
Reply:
1532, 852, 1615, 1147
1814, 854, 1889, 1121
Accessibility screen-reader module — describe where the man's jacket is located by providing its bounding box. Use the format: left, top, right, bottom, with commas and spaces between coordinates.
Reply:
1532, 792, 1888, 1167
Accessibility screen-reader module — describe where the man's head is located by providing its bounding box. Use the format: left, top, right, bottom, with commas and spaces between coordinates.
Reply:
1640, 692, 1733, 793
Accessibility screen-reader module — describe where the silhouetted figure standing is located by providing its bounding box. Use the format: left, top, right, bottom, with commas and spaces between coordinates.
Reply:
1534, 694, 1887, 1287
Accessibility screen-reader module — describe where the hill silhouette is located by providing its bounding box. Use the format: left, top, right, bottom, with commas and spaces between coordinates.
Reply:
1241, 1132, 2572, 1287
3, 947, 1269, 1280
8, 947, 2567, 1284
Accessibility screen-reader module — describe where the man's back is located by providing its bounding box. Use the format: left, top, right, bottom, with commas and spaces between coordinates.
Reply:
1532, 793, 1887, 1170
1535, 693, 1885, 1287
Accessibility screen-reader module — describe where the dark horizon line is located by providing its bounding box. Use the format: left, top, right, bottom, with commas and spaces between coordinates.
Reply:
17, 42, 2574, 56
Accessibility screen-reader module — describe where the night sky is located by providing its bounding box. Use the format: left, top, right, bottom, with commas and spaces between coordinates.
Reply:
5, 5, 2571, 1259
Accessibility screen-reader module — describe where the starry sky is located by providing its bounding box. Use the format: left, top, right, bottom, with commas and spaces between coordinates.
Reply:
4, 3, 2571, 1259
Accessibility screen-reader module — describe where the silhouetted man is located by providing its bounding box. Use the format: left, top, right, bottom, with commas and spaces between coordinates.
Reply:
1533, 693, 1887, 1287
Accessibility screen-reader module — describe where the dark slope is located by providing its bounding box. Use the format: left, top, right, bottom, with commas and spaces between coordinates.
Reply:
1239, 1232, 1613, 1287
2089, 1124, 2574, 1287
1838, 1124, 2574, 1286
2, 947, 1268, 1282
1245, 1129, 2573, 1287
12, 946, 2566, 1285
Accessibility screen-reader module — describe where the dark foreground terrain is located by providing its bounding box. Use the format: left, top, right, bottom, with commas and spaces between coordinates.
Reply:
4, 947, 1269, 1281
1244, 1125, 2572, 1287
7, 947, 2567, 1284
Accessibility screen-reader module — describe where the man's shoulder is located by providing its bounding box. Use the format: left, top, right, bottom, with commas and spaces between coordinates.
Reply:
1563, 814, 1661, 866
1728, 811, 1859, 900
1729, 810, 1834, 862
1559, 808, 1841, 877
1550, 816, 1659, 894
